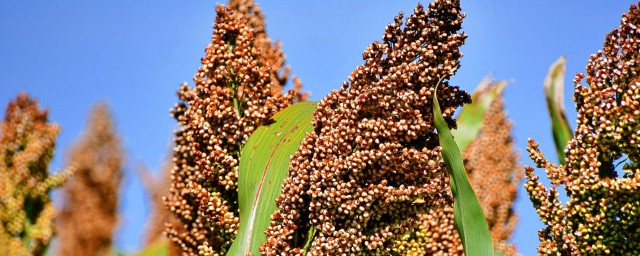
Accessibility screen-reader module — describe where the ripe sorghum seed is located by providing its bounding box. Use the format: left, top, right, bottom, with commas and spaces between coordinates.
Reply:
261, 0, 471, 254
165, 0, 302, 254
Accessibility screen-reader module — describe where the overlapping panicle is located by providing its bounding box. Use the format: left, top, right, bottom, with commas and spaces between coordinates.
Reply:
58, 103, 123, 256
525, 3, 640, 255
261, 0, 469, 254
394, 94, 521, 256
0, 93, 71, 256
166, 4, 296, 255
464, 97, 520, 255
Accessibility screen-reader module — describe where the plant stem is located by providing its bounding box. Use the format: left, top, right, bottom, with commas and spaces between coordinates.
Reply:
302, 225, 317, 255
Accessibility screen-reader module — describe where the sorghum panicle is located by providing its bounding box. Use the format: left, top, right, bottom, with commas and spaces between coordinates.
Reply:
394, 90, 521, 256
228, 0, 307, 101
262, 0, 469, 254
465, 96, 520, 256
165, 2, 297, 254
58, 103, 123, 256
0, 93, 71, 256
525, 2, 640, 255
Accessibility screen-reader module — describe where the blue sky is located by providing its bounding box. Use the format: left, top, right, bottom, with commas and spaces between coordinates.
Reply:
0, 1, 636, 254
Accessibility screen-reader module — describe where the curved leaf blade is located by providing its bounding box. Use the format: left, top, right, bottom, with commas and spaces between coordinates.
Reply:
544, 56, 573, 164
452, 77, 508, 150
433, 89, 493, 256
227, 102, 317, 256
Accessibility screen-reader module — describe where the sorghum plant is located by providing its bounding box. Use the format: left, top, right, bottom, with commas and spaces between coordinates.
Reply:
525, 2, 640, 255
261, 0, 470, 254
394, 87, 521, 255
57, 103, 123, 256
165, 0, 299, 254
0, 93, 71, 256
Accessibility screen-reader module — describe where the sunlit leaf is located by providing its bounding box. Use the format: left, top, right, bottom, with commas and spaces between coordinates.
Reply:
227, 102, 317, 256
433, 88, 493, 256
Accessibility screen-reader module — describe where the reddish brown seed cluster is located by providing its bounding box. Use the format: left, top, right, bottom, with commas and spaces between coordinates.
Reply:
464, 95, 521, 255
228, 0, 308, 101
525, 2, 640, 255
57, 103, 123, 256
261, 0, 469, 254
394, 206, 460, 255
394, 91, 521, 256
165, 2, 296, 255
0, 93, 71, 256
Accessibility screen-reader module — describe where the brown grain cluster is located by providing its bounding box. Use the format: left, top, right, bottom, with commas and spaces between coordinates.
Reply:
525, 2, 640, 255
57, 103, 123, 256
165, 2, 297, 255
261, 0, 469, 254
394, 90, 521, 256
465, 96, 520, 255
228, 0, 307, 101
0, 93, 71, 256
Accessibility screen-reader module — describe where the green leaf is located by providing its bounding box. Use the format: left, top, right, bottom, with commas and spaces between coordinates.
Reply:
227, 102, 317, 256
452, 77, 508, 150
136, 238, 168, 256
433, 88, 493, 256
544, 56, 573, 164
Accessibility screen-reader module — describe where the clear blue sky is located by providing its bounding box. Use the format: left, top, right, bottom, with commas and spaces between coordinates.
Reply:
0, 1, 636, 254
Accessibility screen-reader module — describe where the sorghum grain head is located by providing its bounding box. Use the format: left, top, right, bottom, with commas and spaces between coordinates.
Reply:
262, 0, 470, 254
165, 1, 297, 254
525, 2, 640, 255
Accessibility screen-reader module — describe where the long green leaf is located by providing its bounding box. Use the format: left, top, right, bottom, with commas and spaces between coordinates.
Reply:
452, 77, 508, 150
227, 102, 317, 256
433, 89, 493, 256
544, 56, 573, 164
